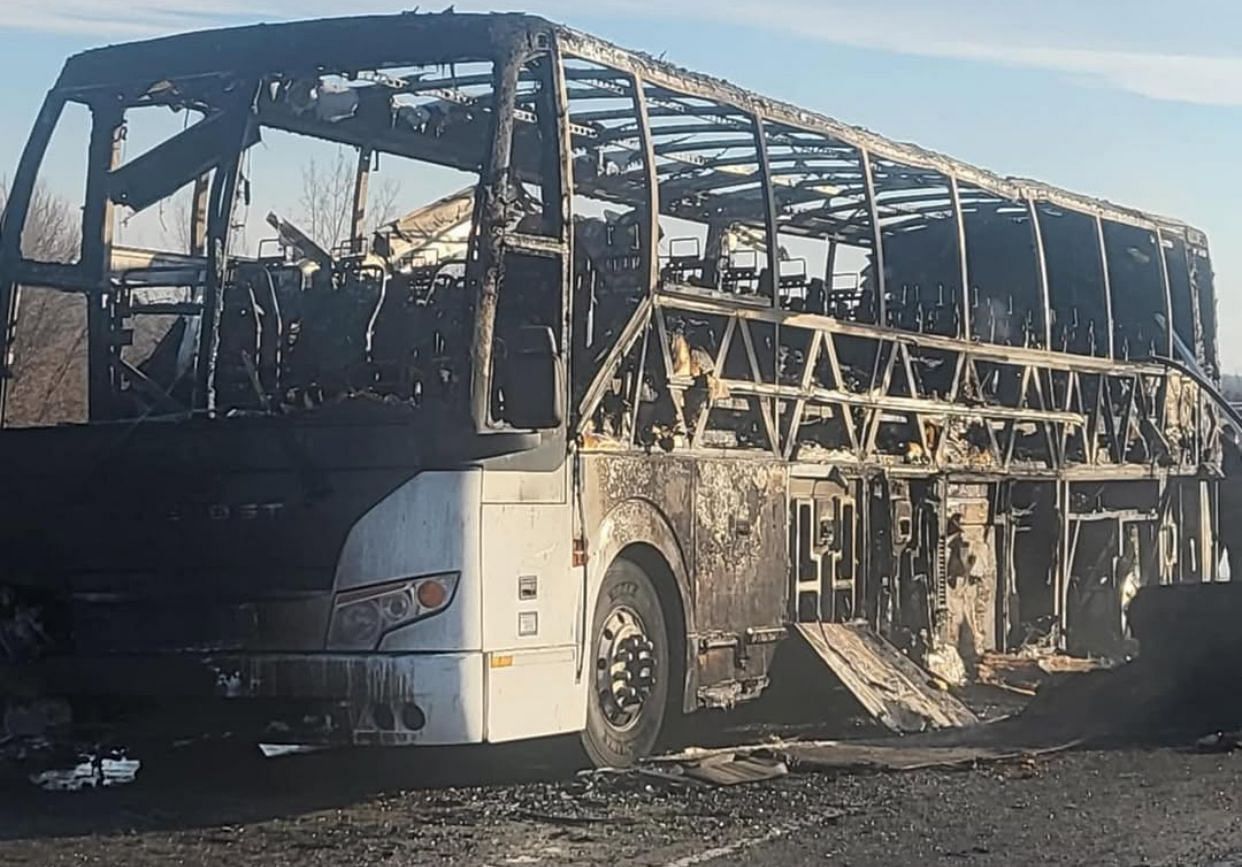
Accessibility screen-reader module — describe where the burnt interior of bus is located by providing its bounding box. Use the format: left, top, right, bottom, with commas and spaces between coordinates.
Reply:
560, 54, 1218, 470
0, 21, 571, 435
0, 15, 1219, 444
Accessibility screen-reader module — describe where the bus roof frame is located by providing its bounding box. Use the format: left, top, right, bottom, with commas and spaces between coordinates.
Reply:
47, 11, 1205, 243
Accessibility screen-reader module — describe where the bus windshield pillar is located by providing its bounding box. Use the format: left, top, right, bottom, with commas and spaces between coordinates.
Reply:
193, 86, 259, 412
469, 43, 523, 433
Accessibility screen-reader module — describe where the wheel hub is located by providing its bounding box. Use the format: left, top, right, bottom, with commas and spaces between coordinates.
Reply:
594, 605, 657, 730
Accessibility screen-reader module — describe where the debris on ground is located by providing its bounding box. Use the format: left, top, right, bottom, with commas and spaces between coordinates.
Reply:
777, 739, 1077, 773
1196, 731, 1242, 753
975, 651, 1108, 696
793, 623, 978, 733
27, 752, 140, 791
5, 745, 1242, 866
678, 753, 788, 786
567, 751, 790, 795
637, 752, 790, 787
645, 623, 1242, 785
648, 734, 1075, 783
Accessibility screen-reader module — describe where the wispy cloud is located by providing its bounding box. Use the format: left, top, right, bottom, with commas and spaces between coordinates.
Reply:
6, 0, 1242, 106
2, 0, 269, 36
600, 0, 1242, 107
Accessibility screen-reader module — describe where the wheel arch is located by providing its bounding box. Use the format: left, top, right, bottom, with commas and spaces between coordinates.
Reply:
589, 497, 696, 714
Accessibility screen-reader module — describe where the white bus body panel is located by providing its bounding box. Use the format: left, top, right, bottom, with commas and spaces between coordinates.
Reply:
479, 464, 584, 742
366, 652, 487, 745
330, 464, 588, 744
337, 469, 484, 653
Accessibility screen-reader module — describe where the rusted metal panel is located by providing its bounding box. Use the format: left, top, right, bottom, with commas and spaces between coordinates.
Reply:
579, 453, 698, 710
581, 454, 695, 561
794, 622, 978, 732
693, 459, 786, 632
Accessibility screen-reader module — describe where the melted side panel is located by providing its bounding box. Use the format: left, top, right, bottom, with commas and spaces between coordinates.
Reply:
580, 452, 697, 711
580, 452, 788, 705
579, 454, 695, 644
693, 459, 788, 692
693, 459, 787, 631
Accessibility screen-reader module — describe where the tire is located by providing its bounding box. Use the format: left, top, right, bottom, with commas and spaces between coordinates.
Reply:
580, 557, 671, 768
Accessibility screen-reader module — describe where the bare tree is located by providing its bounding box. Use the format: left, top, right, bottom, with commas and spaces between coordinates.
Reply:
13, 183, 81, 263
368, 173, 403, 233
154, 184, 194, 254
0, 180, 87, 428
298, 149, 353, 253
298, 147, 402, 252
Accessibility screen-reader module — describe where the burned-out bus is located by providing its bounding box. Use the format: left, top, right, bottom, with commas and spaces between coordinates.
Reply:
0, 13, 1222, 766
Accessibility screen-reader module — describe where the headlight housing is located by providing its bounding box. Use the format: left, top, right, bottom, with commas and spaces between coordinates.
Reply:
326, 573, 459, 651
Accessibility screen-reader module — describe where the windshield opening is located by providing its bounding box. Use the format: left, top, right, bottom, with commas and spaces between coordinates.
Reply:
2, 53, 510, 428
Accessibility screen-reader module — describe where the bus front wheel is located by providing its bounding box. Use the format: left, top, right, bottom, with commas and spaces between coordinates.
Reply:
580, 557, 670, 768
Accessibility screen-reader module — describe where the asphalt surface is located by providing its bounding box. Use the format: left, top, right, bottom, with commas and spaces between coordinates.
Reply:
4, 735, 1242, 866
4, 654, 1240, 867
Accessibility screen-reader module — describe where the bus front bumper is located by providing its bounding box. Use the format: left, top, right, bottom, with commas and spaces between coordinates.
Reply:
7, 652, 486, 747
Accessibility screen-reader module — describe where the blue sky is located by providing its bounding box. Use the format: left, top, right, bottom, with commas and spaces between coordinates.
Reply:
1, 1, 1239, 367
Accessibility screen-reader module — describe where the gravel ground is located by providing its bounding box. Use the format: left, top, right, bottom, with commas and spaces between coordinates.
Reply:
3, 738, 1242, 866
2, 661, 1235, 867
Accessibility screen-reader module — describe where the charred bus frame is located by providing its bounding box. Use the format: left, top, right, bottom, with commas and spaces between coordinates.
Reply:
0, 13, 1222, 764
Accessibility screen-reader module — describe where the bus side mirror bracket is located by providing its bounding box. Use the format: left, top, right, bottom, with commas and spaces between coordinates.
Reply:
499, 325, 564, 430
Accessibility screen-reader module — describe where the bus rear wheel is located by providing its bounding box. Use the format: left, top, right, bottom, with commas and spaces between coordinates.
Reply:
580, 558, 670, 768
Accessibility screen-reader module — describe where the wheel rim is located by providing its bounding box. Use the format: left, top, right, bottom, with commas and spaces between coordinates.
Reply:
593, 604, 658, 731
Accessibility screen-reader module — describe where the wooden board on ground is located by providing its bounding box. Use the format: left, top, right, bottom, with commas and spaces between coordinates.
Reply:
794, 623, 978, 733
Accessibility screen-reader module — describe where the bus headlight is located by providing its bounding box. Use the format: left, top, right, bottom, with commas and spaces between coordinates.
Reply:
326, 573, 459, 651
